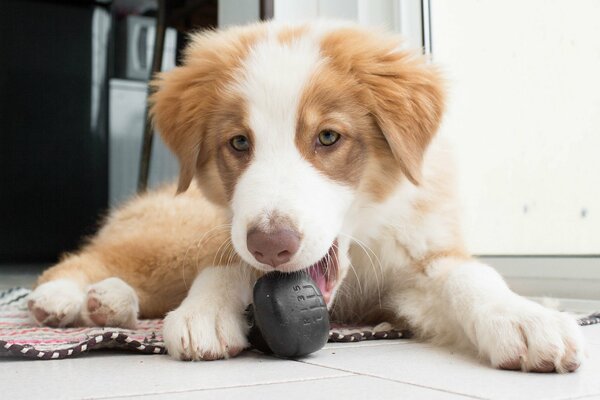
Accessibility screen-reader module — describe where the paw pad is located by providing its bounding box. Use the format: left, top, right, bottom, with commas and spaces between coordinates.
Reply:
82, 278, 139, 329
86, 296, 109, 326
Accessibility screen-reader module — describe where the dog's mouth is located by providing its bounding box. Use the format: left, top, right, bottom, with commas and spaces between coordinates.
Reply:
305, 241, 339, 305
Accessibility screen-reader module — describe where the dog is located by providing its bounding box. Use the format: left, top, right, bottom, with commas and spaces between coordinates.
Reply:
28, 20, 583, 371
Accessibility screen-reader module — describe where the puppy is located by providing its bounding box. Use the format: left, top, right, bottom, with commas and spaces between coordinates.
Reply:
29, 21, 583, 371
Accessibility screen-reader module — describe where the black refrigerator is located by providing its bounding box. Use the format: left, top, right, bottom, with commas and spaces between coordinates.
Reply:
0, 0, 111, 263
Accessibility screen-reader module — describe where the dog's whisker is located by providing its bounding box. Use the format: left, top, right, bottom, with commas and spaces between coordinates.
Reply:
347, 234, 386, 280
222, 241, 235, 268
222, 242, 232, 268
193, 224, 233, 251
179, 223, 233, 290
339, 233, 384, 310
212, 237, 233, 268
224, 242, 238, 269
215, 239, 230, 267
356, 244, 383, 309
346, 259, 364, 297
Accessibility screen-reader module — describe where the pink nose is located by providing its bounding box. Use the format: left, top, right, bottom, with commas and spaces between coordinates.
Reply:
247, 228, 301, 268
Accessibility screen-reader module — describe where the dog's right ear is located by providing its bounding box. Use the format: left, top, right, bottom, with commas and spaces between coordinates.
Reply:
149, 66, 206, 193
150, 26, 267, 193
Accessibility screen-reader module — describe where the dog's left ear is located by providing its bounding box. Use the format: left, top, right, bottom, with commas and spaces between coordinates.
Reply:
323, 29, 445, 185
365, 59, 445, 185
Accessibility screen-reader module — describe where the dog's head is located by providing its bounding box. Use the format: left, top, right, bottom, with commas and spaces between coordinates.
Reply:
151, 21, 444, 305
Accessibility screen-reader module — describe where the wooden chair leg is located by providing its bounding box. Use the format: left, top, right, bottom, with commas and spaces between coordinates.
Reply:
137, 0, 167, 193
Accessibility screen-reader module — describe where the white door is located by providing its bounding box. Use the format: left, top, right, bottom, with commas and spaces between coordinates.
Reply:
431, 0, 600, 255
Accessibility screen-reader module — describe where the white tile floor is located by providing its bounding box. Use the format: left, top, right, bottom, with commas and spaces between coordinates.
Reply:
2, 269, 600, 400
1, 323, 599, 399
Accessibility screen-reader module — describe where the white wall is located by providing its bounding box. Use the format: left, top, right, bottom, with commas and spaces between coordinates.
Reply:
221, 0, 600, 256
218, 0, 259, 28
431, 0, 600, 255
273, 0, 424, 50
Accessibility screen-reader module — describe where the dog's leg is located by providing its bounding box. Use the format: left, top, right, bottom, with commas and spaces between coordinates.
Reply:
29, 253, 139, 328
80, 277, 139, 329
395, 257, 584, 373
27, 279, 85, 327
28, 253, 106, 327
162, 265, 253, 361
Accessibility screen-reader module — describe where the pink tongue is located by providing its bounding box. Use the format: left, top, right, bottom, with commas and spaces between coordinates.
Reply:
308, 264, 327, 296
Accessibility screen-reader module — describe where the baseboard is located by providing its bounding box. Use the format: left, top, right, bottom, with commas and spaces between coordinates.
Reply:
482, 257, 600, 300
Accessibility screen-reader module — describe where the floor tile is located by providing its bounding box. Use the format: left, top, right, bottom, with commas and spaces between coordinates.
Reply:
2, 270, 599, 400
570, 395, 600, 400
299, 341, 600, 400
107, 375, 476, 400
582, 324, 600, 345
323, 338, 414, 350
0, 351, 350, 400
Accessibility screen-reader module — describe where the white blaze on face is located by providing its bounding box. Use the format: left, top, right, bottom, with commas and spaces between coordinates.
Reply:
229, 28, 355, 271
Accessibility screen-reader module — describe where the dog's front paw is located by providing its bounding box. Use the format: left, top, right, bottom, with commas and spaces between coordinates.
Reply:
162, 300, 250, 361
28, 279, 85, 327
81, 277, 139, 329
475, 299, 584, 373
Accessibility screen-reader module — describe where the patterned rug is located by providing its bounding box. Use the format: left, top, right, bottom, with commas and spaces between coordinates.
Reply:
2, 287, 598, 360
0, 287, 409, 360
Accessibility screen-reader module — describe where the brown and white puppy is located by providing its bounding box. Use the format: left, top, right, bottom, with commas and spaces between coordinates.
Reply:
29, 21, 583, 371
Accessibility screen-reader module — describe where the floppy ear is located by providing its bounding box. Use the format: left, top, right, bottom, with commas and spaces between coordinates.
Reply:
150, 66, 205, 194
322, 29, 445, 185
150, 25, 267, 193
365, 61, 445, 185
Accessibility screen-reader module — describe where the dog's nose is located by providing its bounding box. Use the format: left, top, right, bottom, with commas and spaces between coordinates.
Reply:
247, 228, 300, 268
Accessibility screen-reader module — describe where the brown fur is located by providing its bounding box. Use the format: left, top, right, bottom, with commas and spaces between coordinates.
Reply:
150, 23, 267, 196
295, 61, 370, 187
30, 22, 583, 374
37, 184, 235, 318
207, 95, 254, 203
319, 27, 445, 187
294, 27, 445, 201
277, 24, 310, 45
38, 23, 447, 321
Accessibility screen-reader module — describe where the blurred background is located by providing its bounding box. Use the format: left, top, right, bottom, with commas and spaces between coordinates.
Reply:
0, 0, 598, 301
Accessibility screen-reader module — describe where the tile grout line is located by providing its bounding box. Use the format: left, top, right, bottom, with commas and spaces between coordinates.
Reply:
86, 374, 357, 400
564, 393, 600, 400
323, 341, 424, 350
294, 359, 488, 400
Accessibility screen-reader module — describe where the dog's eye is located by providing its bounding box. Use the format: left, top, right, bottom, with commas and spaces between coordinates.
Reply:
230, 135, 250, 152
318, 130, 340, 146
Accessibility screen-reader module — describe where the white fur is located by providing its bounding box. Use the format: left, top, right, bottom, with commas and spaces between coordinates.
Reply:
162, 266, 253, 360
29, 277, 140, 329
220, 26, 585, 371
230, 30, 355, 272
82, 277, 139, 329
393, 259, 583, 371
28, 279, 85, 327
334, 138, 584, 372
29, 22, 582, 370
